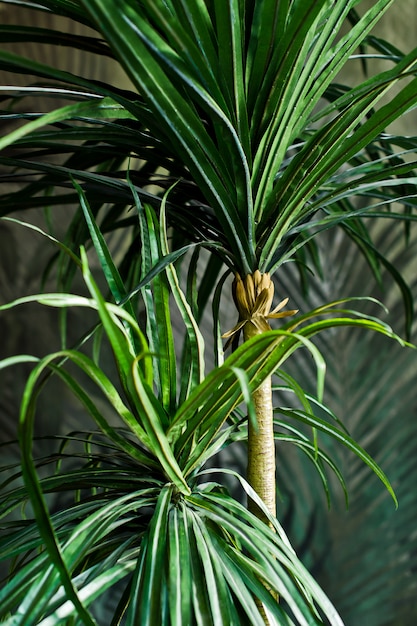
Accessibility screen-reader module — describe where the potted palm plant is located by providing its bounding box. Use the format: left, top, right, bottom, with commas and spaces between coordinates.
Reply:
0, 1, 416, 623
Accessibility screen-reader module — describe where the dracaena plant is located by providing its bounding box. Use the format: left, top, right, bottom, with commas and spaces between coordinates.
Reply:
0, 194, 407, 625
0, 0, 416, 624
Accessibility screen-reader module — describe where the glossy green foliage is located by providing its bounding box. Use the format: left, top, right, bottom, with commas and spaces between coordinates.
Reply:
0, 201, 410, 624
1, 0, 417, 316
1, 1, 417, 624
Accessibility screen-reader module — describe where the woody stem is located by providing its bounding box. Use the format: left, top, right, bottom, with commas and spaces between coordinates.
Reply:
244, 321, 278, 622
244, 323, 276, 524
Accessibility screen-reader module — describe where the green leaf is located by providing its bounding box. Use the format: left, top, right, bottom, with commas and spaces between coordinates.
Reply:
0, 24, 112, 56
80, 0, 255, 273
17, 377, 97, 626
0, 215, 82, 297
127, 484, 173, 626
167, 506, 192, 626
79, 247, 144, 396
0, 355, 39, 369
131, 359, 190, 495
171, 329, 326, 475
159, 197, 205, 400
135, 198, 177, 414
0, 95, 134, 153
279, 407, 398, 507
186, 488, 344, 625
188, 510, 232, 625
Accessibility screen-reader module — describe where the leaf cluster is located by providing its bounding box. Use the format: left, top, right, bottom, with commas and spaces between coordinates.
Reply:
0, 191, 409, 623
1, 1, 417, 300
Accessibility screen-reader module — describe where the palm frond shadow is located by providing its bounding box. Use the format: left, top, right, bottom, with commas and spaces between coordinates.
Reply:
269, 220, 417, 626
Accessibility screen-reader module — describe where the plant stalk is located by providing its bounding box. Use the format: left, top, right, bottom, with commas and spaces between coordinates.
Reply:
244, 317, 278, 620
223, 271, 298, 620
224, 270, 296, 521
244, 322, 276, 524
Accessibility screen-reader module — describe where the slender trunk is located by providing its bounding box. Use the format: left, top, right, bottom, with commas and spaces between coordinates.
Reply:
224, 269, 296, 528
244, 324, 276, 524
224, 270, 298, 621
244, 322, 278, 621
